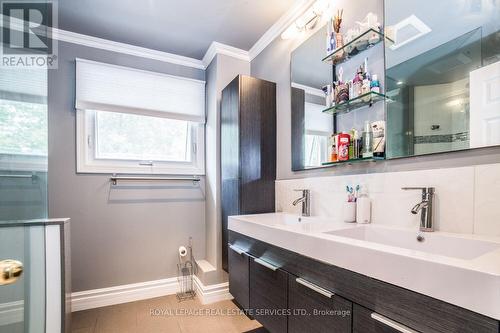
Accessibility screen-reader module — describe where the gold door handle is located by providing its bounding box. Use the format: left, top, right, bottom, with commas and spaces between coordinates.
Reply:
0, 260, 24, 285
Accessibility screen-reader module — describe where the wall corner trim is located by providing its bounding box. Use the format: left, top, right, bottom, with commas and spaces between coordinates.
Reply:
202, 41, 250, 68
70, 277, 231, 312
193, 276, 232, 305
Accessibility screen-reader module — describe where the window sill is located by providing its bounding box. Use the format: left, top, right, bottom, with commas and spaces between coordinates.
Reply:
75, 163, 205, 176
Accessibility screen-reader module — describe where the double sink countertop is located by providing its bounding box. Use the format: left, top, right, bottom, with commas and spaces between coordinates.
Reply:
228, 213, 500, 320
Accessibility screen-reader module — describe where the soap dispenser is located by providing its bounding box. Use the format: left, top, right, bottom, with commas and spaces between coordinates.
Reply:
356, 187, 371, 224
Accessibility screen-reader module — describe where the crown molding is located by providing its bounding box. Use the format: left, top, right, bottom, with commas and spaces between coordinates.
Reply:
1, 14, 205, 69
53, 29, 206, 69
248, 0, 316, 61
202, 41, 250, 67
201, 0, 316, 66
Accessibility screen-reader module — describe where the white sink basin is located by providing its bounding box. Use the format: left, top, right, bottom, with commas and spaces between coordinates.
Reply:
228, 213, 500, 320
325, 226, 500, 260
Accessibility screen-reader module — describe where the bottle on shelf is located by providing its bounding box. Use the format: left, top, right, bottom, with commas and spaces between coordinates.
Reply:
372, 120, 386, 158
338, 132, 350, 161
329, 134, 338, 162
370, 74, 380, 93
362, 121, 374, 158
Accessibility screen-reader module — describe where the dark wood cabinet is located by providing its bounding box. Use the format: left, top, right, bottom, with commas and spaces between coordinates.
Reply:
228, 244, 250, 310
288, 276, 352, 333
229, 230, 500, 333
221, 75, 276, 272
249, 258, 288, 333
354, 304, 417, 333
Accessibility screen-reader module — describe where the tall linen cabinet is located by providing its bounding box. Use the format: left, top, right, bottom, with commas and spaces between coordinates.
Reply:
221, 75, 276, 271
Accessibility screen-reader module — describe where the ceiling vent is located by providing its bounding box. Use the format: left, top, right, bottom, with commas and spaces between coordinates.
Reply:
389, 15, 432, 50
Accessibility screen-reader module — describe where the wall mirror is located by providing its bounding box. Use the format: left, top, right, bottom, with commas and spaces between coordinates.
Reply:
290, 0, 500, 171
290, 25, 334, 170
385, 0, 500, 158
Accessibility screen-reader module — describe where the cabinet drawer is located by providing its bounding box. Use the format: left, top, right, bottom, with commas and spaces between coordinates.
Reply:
354, 304, 420, 333
288, 276, 352, 333
228, 244, 250, 310
249, 258, 288, 333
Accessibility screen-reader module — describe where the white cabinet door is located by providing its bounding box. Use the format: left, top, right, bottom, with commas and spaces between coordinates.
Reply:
470, 61, 500, 148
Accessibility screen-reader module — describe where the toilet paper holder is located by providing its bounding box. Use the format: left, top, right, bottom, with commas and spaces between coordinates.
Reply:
177, 237, 196, 301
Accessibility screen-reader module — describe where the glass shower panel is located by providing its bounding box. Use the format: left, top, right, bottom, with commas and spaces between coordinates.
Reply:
0, 66, 48, 220
0, 45, 48, 332
0, 224, 46, 333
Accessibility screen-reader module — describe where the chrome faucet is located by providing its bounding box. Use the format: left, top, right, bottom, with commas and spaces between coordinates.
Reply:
292, 189, 310, 217
401, 187, 435, 232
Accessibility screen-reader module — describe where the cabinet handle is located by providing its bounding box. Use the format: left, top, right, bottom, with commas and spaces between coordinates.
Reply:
296, 278, 334, 298
254, 258, 278, 271
370, 313, 419, 333
228, 244, 245, 255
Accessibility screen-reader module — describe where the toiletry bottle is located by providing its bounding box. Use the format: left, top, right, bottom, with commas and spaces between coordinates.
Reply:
356, 188, 371, 224
329, 134, 338, 162
338, 133, 350, 161
363, 57, 370, 80
362, 121, 373, 158
372, 120, 386, 158
348, 135, 354, 160
352, 128, 359, 159
370, 74, 380, 93
326, 18, 335, 54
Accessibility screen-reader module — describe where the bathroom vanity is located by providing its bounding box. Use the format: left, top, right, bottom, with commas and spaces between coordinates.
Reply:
227, 213, 500, 333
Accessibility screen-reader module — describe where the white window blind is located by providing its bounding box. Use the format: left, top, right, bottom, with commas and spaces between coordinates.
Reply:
75, 58, 206, 123
0, 67, 47, 100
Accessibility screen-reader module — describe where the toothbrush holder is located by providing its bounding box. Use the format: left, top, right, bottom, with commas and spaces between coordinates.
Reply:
343, 201, 357, 223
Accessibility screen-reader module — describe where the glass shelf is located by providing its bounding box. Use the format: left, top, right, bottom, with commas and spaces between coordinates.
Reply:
322, 28, 394, 65
321, 156, 385, 166
322, 91, 388, 116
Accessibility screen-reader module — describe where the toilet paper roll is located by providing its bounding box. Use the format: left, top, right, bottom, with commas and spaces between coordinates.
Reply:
178, 246, 188, 257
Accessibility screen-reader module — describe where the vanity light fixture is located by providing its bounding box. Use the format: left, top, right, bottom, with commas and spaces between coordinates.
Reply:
281, 0, 333, 40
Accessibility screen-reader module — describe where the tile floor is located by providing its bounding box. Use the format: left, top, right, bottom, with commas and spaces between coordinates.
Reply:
71, 295, 266, 333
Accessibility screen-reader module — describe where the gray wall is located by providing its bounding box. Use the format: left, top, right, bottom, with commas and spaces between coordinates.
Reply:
250, 0, 500, 180
48, 41, 206, 291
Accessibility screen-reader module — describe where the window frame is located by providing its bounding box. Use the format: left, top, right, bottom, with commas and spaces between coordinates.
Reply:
76, 109, 205, 175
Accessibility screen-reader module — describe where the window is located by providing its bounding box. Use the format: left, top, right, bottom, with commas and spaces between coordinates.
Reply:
305, 131, 329, 168
304, 102, 333, 167
77, 110, 204, 174
95, 111, 192, 162
0, 66, 48, 172
75, 59, 205, 175
0, 99, 47, 156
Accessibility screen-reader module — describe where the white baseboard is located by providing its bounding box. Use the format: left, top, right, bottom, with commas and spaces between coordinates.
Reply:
71, 277, 179, 312
194, 276, 232, 305
71, 276, 233, 312
0, 300, 23, 326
